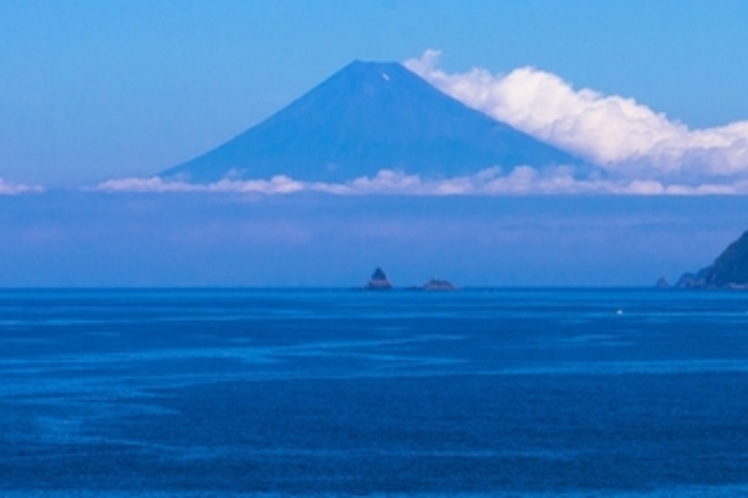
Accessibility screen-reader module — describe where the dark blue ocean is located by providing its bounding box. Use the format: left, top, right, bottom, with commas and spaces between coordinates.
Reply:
1, 289, 747, 497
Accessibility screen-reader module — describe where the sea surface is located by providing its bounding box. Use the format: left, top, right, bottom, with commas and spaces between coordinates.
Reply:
1, 289, 747, 497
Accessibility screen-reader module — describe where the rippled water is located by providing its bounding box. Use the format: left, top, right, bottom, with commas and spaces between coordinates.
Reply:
1, 289, 747, 496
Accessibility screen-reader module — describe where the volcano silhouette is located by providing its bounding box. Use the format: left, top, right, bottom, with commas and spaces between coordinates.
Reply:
162, 60, 579, 182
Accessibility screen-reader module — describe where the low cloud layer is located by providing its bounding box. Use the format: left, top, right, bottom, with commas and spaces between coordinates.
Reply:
93, 168, 748, 196
0, 178, 43, 195
405, 50, 748, 184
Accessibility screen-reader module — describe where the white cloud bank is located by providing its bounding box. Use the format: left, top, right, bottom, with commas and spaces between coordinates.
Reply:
92, 168, 748, 196
405, 50, 748, 182
0, 178, 43, 195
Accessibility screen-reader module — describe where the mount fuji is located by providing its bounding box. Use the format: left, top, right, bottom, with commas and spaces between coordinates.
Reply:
161, 60, 580, 182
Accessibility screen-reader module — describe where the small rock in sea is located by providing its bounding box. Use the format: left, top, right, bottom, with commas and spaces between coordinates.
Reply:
365, 267, 393, 290
655, 277, 671, 289
420, 277, 457, 291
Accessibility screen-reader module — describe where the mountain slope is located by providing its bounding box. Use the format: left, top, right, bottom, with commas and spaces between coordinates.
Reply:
162, 60, 580, 182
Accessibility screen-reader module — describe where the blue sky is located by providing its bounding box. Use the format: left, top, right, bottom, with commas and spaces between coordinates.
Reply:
2, 0, 748, 185
1, 1, 748, 286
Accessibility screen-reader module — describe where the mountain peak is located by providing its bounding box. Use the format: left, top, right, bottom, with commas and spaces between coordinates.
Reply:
342, 59, 407, 75
162, 60, 580, 182
344, 59, 402, 71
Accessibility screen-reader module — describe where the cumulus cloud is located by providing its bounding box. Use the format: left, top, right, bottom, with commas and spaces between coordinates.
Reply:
91, 168, 748, 196
0, 178, 43, 195
404, 49, 748, 182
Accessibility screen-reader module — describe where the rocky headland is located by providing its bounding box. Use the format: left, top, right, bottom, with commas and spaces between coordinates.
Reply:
675, 230, 748, 289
